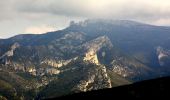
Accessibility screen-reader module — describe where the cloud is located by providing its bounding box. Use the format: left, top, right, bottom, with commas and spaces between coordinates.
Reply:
0, 0, 14, 21
14, 0, 170, 20
1, 0, 170, 38
1, 0, 170, 22
25, 25, 56, 34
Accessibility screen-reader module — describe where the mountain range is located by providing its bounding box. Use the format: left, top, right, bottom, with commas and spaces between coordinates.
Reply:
0, 19, 170, 99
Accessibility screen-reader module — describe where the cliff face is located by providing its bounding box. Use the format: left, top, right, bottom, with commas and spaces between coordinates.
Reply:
0, 43, 20, 65
0, 34, 133, 99
157, 46, 170, 66
82, 36, 113, 65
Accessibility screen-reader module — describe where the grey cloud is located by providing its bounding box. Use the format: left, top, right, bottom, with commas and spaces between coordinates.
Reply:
15, 0, 92, 17
13, 0, 170, 20
1, 0, 170, 21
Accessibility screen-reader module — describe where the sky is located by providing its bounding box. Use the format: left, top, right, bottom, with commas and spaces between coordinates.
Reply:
1, 0, 170, 38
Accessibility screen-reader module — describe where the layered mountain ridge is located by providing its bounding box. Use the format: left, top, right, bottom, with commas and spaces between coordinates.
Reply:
0, 19, 170, 99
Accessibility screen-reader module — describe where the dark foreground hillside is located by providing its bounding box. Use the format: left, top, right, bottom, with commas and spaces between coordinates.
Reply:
54, 77, 170, 99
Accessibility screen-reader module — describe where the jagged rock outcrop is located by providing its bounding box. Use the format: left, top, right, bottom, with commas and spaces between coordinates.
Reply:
0, 43, 20, 65
82, 36, 113, 65
157, 46, 170, 67
111, 59, 135, 77
83, 50, 99, 65
41, 57, 78, 68
74, 65, 112, 92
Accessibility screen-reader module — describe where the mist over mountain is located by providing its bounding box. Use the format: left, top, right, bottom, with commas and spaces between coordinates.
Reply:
0, 19, 170, 99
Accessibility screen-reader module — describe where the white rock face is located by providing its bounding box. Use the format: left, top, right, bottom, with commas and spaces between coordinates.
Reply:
0, 43, 20, 65
75, 36, 113, 91
28, 67, 36, 76
41, 57, 78, 68
0, 43, 20, 58
82, 36, 113, 65
75, 65, 112, 92
76, 75, 95, 92
28, 68, 36, 73
111, 59, 134, 78
37, 57, 79, 76
112, 66, 129, 77
101, 65, 112, 88
157, 46, 170, 66
11, 43, 20, 50
45, 68, 60, 75
83, 50, 99, 65
157, 47, 168, 60
102, 51, 106, 57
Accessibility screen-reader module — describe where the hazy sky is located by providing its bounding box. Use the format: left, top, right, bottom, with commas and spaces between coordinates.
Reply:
1, 0, 170, 38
